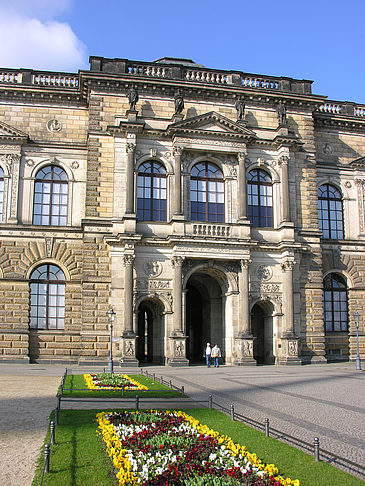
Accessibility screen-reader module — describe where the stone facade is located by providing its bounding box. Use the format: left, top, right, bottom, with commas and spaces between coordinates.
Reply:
0, 58, 364, 365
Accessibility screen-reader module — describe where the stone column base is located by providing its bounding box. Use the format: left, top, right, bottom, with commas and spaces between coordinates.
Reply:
119, 334, 139, 367
276, 356, 302, 365
277, 336, 302, 365
167, 334, 189, 367
234, 337, 257, 366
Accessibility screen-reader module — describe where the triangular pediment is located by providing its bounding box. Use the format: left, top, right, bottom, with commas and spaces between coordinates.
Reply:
0, 120, 28, 142
350, 156, 365, 168
167, 111, 256, 139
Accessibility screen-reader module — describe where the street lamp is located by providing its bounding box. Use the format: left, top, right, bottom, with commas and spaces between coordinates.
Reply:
108, 308, 116, 373
354, 311, 361, 371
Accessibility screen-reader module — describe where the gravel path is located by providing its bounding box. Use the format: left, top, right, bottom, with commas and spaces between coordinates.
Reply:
0, 374, 61, 486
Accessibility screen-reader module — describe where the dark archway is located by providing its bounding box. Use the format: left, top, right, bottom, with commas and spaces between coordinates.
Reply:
251, 301, 274, 364
186, 271, 224, 364
136, 299, 164, 364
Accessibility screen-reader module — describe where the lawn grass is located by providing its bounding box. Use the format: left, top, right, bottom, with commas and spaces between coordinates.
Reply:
60, 373, 183, 398
31, 408, 363, 486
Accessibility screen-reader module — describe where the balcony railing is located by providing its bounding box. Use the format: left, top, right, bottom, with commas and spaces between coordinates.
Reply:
317, 101, 365, 118
0, 68, 79, 88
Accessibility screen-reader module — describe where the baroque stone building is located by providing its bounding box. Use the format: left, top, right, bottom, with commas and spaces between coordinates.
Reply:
0, 56, 364, 366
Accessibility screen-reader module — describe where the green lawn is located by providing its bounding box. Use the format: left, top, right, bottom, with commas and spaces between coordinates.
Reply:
32, 408, 363, 486
60, 373, 183, 398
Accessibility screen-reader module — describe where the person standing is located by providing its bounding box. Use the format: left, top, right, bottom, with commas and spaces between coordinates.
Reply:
211, 344, 221, 368
204, 343, 212, 367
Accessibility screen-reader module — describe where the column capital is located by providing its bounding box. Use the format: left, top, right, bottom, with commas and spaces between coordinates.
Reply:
281, 260, 295, 272
240, 258, 252, 270
171, 255, 184, 267
278, 155, 290, 166
173, 146, 183, 157
123, 254, 135, 266
237, 150, 247, 162
126, 142, 136, 153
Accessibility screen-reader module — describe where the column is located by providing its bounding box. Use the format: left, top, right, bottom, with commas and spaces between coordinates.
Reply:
123, 254, 135, 334
235, 258, 256, 365
8, 154, 20, 224
279, 155, 290, 223
238, 152, 247, 220
173, 146, 183, 216
280, 260, 295, 336
171, 256, 184, 335
125, 143, 136, 214
239, 259, 251, 335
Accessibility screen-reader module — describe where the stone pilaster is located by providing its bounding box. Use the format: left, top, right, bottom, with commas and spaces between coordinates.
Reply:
238, 151, 248, 221
234, 258, 256, 365
120, 253, 138, 366
172, 146, 183, 218
8, 154, 20, 224
278, 259, 301, 365
125, 142, 136, 215
168, 255, 188, 366
278, 154, 290, 223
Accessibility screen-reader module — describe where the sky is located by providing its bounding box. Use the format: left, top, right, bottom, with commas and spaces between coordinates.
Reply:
0, 0, 364, 103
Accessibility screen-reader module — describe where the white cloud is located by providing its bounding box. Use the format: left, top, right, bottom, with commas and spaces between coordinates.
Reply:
0, 1, 87, 72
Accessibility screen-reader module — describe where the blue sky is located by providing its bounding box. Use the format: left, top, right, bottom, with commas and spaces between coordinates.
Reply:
0, 0, 364, 103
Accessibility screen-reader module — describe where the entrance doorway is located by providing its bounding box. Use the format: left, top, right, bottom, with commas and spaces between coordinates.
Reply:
251, 301, 274, 364
186, 271, 224, 363
137, 300, 164, 364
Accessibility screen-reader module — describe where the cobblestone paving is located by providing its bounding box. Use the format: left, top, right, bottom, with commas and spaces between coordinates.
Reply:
0, 363, 363, 484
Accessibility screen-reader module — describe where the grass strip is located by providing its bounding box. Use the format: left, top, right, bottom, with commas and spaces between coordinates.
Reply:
31, 408, 362, 486
60, 374, 183, 398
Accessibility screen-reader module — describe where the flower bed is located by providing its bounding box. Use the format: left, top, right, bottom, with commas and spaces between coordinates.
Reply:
84, 373, 148, 391
97, 410, 300, 486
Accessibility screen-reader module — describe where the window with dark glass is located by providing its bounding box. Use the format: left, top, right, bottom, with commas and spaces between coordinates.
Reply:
247, 169, 273, 227
137, 161, 167, 221
33, 165, 68, 226
0, 166, 4, 223
324, 273, 348, 332
318, 184, 344, 239
190, 162, 224, 222
29, 264, 65, 330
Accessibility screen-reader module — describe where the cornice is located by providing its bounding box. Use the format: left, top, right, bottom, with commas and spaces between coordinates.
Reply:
314, 114, 365, 133
0, 85, 85, 107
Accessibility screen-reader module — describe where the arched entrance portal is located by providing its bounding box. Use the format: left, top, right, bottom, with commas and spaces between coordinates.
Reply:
137, 300, 164, 364
251, 301, 275, 364
186, 271, 224, 364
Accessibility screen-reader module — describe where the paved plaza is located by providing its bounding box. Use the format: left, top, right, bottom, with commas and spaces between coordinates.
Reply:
0, 362, 363, 485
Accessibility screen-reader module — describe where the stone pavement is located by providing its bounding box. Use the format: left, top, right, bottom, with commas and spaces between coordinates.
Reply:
0, 362, 364, 485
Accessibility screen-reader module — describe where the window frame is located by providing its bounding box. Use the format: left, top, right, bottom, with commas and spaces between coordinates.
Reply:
323, 273, 348, 332
33, 165, 68, 226
190, 161, 225, 223
136, 160, 167, 222
318, 184, 344, 240
247, 168, 273, 228
29, 264, 66, 330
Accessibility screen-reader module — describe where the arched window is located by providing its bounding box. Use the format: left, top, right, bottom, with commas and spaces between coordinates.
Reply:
190, 162, 224, 222
323, 273, 348, 332
247, 169, 273, 227
318, 184, 344, 239
137, 161, 167, 221
33, 165, 68, 226
0, 167, 4, 223
29, 264, 65, 330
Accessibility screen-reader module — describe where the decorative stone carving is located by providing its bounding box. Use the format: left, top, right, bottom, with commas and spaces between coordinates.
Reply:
124, 339, 135, 356
45, 237, 54, 258
47, 119, 62, 132
278, 155, 289, 166
322, 142, 333, 154
356, 178, 365, 233
174, 339, 184, 357
126, 143, 136, 153
150, 148, 157, 158
123, 254, 135, 266
144, 261, 162, 277
256, 265, 272, 281
26, 159, 35, 167
288, 340, 298, 356
171, 256, 184, 267
71, 161, 79, 169
281, 260, 295, 272
345, 181, 351, 188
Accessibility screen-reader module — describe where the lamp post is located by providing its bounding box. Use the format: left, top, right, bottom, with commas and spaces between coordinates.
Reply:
354, 311, 361, 371
108, 308, 116, 373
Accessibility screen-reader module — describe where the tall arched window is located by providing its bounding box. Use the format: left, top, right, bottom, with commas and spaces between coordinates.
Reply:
190, 162, 224, 222
323, 273, 348, 332
318, 184, 344, 239
247, 169, 273, 227
29, 264, 65, 329
33, 165, 68, 226
137, 161, 167, 221
0, 167, 4, 223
